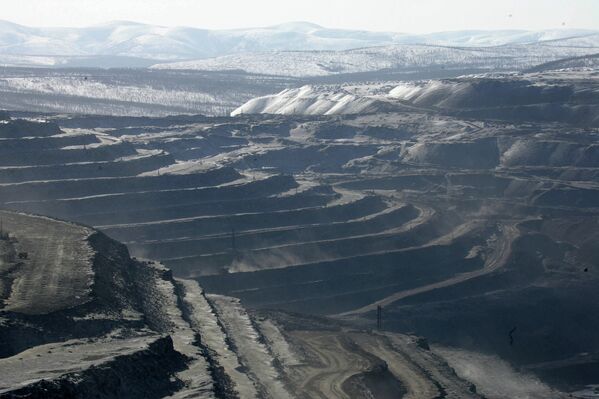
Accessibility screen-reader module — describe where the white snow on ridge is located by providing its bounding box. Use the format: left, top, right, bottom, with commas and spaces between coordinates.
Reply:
0, 77, 219, 105
388, 83, 435, 102
232, 70, 599, 116
389, 80, 463, 104
412, 30, 599, 47
232, 85, 381, 116
153, 49, 396, 77
154, 42, 599, 77
0, 54, 67, 67
229, 81, 462, 116
1, 19, 598, 65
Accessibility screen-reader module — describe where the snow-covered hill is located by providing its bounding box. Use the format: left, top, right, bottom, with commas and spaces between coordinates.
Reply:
231, 85, 388, 116
231, 81, 419, 116
165, 41, 599, 77
1, 19, 598, 65
406, 29, 599, 47
232, 70, 599, 123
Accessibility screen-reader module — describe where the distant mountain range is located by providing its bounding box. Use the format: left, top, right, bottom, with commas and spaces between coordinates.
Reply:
1, 19, 598, 68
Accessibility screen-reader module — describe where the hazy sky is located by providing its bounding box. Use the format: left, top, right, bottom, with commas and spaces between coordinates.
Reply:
4, 0, 599, 32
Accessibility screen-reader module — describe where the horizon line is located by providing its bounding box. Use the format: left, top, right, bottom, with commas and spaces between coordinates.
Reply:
0, 19, 597, 36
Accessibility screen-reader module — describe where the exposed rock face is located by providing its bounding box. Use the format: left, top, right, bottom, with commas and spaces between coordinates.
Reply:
3, 336, 188, 399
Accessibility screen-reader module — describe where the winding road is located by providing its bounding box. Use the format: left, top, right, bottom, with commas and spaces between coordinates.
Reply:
339, 222, 520, 316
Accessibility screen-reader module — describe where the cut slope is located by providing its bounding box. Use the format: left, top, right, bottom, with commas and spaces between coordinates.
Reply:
0, 210, 94, 314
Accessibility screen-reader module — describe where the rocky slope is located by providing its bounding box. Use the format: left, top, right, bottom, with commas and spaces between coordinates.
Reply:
0, 210, 485, 398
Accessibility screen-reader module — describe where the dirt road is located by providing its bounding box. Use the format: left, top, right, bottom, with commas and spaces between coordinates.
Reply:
339, 222, 519, 316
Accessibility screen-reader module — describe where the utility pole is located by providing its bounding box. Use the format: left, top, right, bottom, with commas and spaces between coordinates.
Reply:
376, 305, 382, 330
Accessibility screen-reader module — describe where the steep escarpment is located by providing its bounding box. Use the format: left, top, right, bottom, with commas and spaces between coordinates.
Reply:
0, 210, 215, 398
0, 209, 167, 357
2, 336, 188, 399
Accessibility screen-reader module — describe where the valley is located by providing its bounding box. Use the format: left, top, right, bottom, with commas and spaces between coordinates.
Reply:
1, 66, 598, 396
